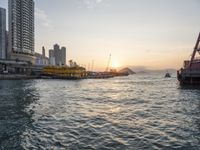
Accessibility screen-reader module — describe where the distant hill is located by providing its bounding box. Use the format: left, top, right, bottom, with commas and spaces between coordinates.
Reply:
119, 67, 136, 75
137, 71, 147, 74
128, 66, 177, 74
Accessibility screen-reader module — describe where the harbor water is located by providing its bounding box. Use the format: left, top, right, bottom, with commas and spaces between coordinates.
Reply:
0, 72, 199, 149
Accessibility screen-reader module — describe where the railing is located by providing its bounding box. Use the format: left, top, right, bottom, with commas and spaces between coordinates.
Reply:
180, 68, 200, 77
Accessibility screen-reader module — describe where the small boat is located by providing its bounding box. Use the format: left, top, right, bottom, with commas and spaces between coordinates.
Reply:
165, 72, 171, 78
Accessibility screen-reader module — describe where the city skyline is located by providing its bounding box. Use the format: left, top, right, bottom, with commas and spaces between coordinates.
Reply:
0, 0, 199, 70
49, 44, 66, 66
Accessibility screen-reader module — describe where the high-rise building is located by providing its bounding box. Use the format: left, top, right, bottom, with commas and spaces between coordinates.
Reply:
54, 44, 61, 66
6, 31, 8, 58
8, 0, 35, 63
61, 47, 66, 65
49, 49, 54, 58
42, 46, 45, 57
49, 49, 55, 66
49, 44, 66, 66
0, 8, 6, 59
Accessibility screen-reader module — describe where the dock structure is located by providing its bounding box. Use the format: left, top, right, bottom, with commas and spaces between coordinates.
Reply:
0, 59, 32, 74
0, 59, 45, 76
0, 59, 132, 80
178, 33, 200, 84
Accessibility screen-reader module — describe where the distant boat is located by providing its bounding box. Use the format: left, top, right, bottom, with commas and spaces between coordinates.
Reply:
165, 72, 171, 78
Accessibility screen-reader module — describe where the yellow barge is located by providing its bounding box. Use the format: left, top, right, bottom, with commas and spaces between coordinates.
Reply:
41, 66, 87, 79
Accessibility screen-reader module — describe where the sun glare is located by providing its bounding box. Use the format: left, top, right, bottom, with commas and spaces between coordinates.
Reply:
111, 60, 120, 69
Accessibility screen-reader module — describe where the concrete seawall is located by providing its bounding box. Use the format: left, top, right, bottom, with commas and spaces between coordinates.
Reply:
0, 74, 38, 80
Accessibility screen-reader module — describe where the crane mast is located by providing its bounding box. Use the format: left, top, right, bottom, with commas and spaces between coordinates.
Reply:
189, 32, 200, 68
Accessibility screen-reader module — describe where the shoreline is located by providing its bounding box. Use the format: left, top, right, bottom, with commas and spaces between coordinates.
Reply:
0, 74, 40, 80
0, 74, 117, 80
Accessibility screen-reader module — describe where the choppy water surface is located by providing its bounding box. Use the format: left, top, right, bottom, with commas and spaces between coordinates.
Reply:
0, 73, 199, 150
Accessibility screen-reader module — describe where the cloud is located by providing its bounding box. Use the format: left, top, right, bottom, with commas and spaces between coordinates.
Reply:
81, 0, 107, 9
96, 0, 103, 3
35, 8, 52, 28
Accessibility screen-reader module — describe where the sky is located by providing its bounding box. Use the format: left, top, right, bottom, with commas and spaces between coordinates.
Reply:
0, 0, 200, 71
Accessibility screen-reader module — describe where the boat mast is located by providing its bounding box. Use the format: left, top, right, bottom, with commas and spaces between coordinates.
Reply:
189, 32, 200, 68
106, 54, 111, 72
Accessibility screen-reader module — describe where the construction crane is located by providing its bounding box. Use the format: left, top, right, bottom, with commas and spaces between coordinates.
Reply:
189, 32, 200, 68
105, 54, 111, 72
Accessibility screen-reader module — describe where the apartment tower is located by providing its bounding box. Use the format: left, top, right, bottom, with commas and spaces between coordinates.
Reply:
8, 0, 35, 63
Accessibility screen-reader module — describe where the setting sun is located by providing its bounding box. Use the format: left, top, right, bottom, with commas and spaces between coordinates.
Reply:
111, 60, 120, 69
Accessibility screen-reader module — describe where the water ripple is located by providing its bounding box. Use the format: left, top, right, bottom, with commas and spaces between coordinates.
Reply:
0, 73, 200, 149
